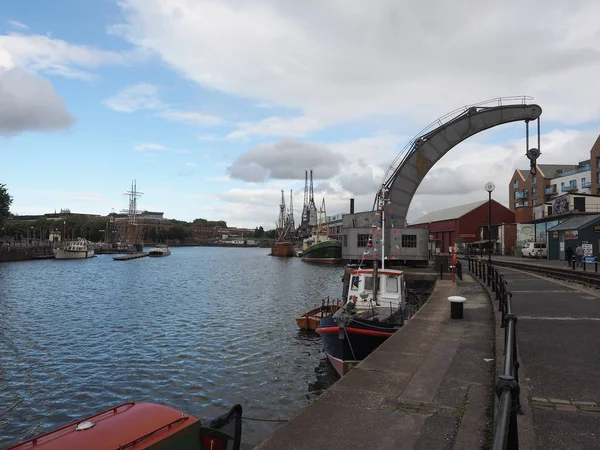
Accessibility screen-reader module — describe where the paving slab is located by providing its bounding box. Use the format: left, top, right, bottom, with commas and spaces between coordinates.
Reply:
255, 279, 495, 450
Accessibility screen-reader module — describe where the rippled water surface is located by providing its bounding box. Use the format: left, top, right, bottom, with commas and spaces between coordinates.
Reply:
0, 247, 343, 448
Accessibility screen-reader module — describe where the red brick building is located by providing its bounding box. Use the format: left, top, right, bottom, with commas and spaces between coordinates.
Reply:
408, 200, 515, 253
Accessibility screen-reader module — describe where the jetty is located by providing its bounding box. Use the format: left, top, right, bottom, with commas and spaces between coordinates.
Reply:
113, 252, 149, 261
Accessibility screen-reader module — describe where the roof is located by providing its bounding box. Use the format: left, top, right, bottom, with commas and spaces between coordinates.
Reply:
547, 214, 600, 232
517, 164, 579, 179
410, 200, 487, 225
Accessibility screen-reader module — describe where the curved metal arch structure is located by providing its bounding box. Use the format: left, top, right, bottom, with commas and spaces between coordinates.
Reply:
381, 97, 542, 226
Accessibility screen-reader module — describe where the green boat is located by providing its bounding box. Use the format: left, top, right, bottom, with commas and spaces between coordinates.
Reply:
302, 239, 342, 263
301, 197, 342, 263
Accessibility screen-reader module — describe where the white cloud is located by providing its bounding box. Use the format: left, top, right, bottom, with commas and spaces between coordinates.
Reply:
0, 67, 75, 136
104, 83, 223, 126
227, 137, 344, 182
134, 142, 189, 154
103, 83, 164, 112
8, 20, 29, 30
157, 109, 223, 126
111, 0, 600, 126
0, 32, 135, 79
226, 116, 323, 140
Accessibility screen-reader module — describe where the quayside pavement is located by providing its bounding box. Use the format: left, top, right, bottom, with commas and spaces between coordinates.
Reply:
256, 276, 495, 450
487, 267, 600, 449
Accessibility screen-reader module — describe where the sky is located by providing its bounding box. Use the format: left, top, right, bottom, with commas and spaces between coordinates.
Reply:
2, 0, 600, 229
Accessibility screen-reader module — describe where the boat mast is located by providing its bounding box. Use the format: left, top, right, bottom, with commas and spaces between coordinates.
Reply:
379, 186, 387, 270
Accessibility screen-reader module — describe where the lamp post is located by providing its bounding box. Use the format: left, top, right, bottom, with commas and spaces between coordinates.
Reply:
485, 182, 495, 264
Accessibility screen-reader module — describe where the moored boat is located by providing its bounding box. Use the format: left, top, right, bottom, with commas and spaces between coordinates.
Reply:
271, 189, 296, 257
148, 244, 171, 257
301, 198, 342, 264
272, 241, 294, 257
296, 299, 342, 330
316, 186, 406, 376
316, 266, 406, 376
301, 239, 342, 263
6, 402, 242, 450
54, 238, 95, 260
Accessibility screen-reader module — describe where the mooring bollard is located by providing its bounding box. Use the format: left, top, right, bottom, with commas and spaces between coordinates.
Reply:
572, 256, 576, 270
448, 296, 467, 319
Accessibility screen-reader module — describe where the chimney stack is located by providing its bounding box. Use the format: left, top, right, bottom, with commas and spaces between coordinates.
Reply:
350, 198, 355, 214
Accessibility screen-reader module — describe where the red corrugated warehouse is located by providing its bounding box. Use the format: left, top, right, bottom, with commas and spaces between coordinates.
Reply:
408, 200, 516, 253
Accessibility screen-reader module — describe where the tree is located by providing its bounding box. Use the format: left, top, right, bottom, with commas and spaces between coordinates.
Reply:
0, 183, 13, 229
254, 226, 265, 238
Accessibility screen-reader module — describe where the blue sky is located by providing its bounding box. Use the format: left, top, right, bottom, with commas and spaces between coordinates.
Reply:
2, 0, 600, 228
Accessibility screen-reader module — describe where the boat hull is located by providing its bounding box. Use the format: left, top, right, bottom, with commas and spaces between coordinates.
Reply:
271, 241, 294, 257
316, 317, 398, 376
54, 249, 95, 259
301, 240, 342, 263
149, 251, 171, 257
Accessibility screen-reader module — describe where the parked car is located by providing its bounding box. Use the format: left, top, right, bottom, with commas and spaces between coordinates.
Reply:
521, 242, 547, 258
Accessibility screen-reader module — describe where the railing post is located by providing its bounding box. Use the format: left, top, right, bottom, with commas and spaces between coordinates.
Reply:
572, 256, 576, 270
487, 265, 492, 287
583, 260, 587, 272
595, 261, 598, 273
496, 274, 502, 301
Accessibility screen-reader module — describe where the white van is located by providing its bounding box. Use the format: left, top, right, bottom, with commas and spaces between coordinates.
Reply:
521, 242, 547, 258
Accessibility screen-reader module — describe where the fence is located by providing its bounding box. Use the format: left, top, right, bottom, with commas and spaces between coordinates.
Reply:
467, 258, 521, 450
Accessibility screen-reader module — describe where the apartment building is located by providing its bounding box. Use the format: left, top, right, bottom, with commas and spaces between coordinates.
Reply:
509, 135, 600, 222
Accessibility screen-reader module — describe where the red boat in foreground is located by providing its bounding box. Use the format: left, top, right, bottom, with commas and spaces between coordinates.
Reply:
6, 402, 242, 450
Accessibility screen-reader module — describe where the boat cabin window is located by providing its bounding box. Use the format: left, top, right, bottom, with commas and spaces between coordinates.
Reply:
351, 275, 360, 290
364, 276, 381, 292
385, 276, 398, 293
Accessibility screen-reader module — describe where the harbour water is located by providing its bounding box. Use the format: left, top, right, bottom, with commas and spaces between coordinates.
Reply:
0, 247, 343, 449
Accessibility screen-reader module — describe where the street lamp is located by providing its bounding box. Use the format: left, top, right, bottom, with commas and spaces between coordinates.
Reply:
485, 182, 495, 264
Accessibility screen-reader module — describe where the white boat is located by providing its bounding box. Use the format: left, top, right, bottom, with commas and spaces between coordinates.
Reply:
148, 245, 171, 257
54, 238, 95, 260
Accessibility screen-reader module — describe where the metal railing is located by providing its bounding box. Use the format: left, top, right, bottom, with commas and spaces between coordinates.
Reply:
514, 191, 528, 199
467, 258, 521, 450
561, 185, 578, 192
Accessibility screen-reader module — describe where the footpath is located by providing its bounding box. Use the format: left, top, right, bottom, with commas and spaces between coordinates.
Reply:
256, 276, 495, 450
485, 267, 600, 449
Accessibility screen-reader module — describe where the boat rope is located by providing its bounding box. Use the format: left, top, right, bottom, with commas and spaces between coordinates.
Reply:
242, 416, 289, 423
344, 327, 357, 361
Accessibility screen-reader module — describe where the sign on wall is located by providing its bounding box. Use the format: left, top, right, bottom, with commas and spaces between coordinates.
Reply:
565, 230, 579, 240
459, 233, 476, 238
593, 225, 600, 233
582, 243, 593, 256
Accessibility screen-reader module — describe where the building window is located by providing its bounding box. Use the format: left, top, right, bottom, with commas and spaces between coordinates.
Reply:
582, 177, 586, 186
597, 157, 600, 168
532, 175, 537, 184
532, 187, 537, 196
401, 234, 417, 248
514, 191, 519, 199
561, 182, 565, 190
533, 199, 538, 206
357, 234, 369, 247
343, 234, 347, 247
597, 172, 600, 183
513, 179, 518, 189
524, 201, 529, 207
